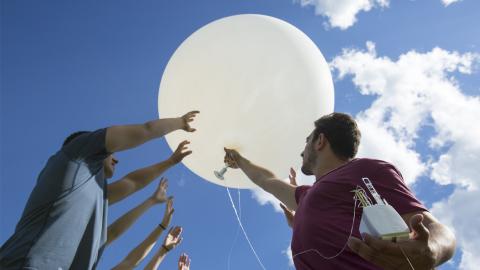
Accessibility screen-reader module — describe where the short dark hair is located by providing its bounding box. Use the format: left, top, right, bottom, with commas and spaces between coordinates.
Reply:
312, 112, 361, 160
63, 131, 89, 146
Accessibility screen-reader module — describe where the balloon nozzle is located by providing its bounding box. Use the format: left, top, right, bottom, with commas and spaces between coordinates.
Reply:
214, 166, 228, 180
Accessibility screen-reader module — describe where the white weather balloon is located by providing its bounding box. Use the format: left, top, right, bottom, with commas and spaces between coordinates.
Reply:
158, 14, 334, 189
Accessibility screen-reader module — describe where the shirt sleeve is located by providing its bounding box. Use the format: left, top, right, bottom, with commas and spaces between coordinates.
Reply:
372, 164, 428, 215
61, 128, 111, 162
295, 185, 311, 205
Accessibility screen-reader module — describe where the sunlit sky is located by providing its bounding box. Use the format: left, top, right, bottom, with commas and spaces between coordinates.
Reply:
2, 1, 479, 269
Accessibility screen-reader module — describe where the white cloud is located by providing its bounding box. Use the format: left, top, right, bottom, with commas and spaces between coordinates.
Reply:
431, 189, 480, 270
330, 42, 480, 269
294, 1, 461, 29
283, 244, 294, 267
295, 0, 389, 29
442, 0, 462, 7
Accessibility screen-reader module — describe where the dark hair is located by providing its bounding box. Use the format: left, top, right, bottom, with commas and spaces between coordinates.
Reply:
312, 112, 361, 160
63, 131, 89, 146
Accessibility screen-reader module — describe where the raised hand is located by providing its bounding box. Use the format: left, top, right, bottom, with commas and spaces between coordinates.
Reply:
224, 147, 241, 169
178, 253, 191, 270
160, 197, 174, 229
348, 214, 437, 270
163, 226, 183, 251
151, 178, 169, 203
169, 140, 192, 164
289, 167, 298, 186
181, 111, 200, 132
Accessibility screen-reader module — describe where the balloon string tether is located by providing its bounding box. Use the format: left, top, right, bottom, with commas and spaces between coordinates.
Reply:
214, 165, 229, 180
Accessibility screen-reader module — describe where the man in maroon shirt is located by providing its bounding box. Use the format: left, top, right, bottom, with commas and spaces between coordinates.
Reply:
224, 112, 456, 270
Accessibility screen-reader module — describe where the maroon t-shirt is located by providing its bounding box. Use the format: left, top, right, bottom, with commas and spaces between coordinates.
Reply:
292, 158, 427, 270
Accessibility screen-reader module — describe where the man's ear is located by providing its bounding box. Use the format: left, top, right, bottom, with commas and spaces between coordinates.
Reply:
315, 133, 328, 151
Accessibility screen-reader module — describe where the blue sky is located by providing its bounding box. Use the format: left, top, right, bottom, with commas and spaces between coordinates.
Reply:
1, 1, 479, 270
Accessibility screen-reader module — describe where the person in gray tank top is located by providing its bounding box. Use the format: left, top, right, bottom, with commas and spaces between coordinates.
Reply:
0, 111, 199, 270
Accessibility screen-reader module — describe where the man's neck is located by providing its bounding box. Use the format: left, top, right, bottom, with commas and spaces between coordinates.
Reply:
314, 157, 351, 179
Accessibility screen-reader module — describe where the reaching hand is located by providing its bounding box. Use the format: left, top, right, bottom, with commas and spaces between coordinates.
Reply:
280, 203, 295, 228
280, 168, 297, 228
289, 167, 298, 186
169, 140, 192, 164
348, 214, 437, 270
163, 226, 183, 251
160, 197, 174, 229
178, 253, 191, 270
151, 178, 169, 203
180, 111, 200, 132
224, 147, 241, 169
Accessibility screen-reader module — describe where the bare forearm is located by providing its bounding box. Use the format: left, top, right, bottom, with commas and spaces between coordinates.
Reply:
106, 118, 183, 153
107, 198, 156, 245
108, 160, 176, 204
144, 118, 183, 139
125, 160, 175, 190
114, 226, 164, 269
428, 222, 456, 266
236, 156, 276, 189
237, 156, 297, 209
144, 248, 168, 270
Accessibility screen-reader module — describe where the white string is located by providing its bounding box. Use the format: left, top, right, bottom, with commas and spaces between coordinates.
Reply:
292, 197, 359, 260
227, 188, 241, 270
399, 245, 415, 270
226, 187, 267, 270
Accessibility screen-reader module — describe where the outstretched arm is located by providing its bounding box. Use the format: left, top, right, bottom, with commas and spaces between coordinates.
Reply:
105, 111, 199, 153
111, 198, 174, 270
106, 179, 170, 246
224, 148, 297, 210
144, 226, 184, 270
108, 141, 191, 205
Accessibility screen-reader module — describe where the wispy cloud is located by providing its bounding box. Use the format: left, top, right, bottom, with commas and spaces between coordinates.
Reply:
294, 0, 389, 30
441, 0, 462, 7
294, 0, 461, 30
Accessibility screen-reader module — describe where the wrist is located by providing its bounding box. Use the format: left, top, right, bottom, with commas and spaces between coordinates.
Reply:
161, 244, 171, 253
148, 197, 162, 205
167, 156, 179, 165
175, 117, 184, 130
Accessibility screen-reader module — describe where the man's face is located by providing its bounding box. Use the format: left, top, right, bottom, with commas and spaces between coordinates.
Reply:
103, 154, 118, 179
301, 131, 317, 176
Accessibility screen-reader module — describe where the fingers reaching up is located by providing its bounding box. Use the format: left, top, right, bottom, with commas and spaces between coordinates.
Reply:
163, 226, 183, 251
289, 167, 298, 186
178, 253, 191, 270
170, 140, 192, 164
181, 111, 200, 132
151, 178, 169, 203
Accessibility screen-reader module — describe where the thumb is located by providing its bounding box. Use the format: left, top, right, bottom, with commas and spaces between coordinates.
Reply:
280, 203, 292, 215
410, 214, 430, 241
